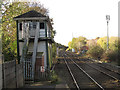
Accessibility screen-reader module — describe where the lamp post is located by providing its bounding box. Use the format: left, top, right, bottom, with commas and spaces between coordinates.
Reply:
106, 15, 110, 50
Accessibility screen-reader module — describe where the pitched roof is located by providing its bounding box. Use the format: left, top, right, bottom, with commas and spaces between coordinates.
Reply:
14, 10, 46, 19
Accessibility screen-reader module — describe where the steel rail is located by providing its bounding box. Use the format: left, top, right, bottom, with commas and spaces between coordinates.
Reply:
97, 64, 120, 75
68, 52, 120, 82
62, 55, 80, 90
64, 53, 104, 90
76, 58, 120, 81
85, 63, 120, 81
92, 60, 120, 75
89, 59, 120, 75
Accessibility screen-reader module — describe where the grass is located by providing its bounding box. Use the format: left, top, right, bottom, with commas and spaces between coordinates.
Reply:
50, 71, 60, 84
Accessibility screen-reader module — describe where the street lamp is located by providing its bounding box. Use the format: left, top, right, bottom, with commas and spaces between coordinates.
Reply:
106, 15, 110, 50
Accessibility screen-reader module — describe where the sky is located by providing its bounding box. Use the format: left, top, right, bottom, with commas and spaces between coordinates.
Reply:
12, 0, 120, 46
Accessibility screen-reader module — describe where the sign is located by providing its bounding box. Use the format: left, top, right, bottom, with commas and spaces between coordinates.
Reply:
41, 66, 45, 72
106, 15, 110, 21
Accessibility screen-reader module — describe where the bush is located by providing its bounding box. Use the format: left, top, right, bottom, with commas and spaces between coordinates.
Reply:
87, 45, 104, 59
102, 50, 118, 62
50, 71, 59, 83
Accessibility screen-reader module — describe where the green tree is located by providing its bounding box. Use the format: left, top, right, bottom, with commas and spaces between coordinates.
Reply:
97, 36, 119, 51
68, 36, 87, 52
97, 36, 120, 63
87, 45, 104, 59
52, 42, 57, 58
71, 38, 78, 52
68, 41, 72, 49
0, 0, 3, 59
109, 37, 119, 51
97, 36, 107, 50
76, 36, 87, 50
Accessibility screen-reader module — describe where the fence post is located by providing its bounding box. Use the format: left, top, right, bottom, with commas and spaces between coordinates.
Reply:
2, 54, 4, 88
15, 60, 17, 88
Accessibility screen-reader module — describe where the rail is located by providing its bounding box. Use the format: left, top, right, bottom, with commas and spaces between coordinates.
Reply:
63, 57, 80, 90
64, 53, 104, 90
76, 57, 120, 81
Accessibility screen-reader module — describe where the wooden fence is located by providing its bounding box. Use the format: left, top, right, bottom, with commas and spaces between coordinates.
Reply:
3, 60, 24, 88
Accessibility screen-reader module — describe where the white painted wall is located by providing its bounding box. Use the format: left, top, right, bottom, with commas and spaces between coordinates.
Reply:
19, 31, 22, 40
19, 42, 24, 56
37, 41, 47, 68
28, 42, 34, 52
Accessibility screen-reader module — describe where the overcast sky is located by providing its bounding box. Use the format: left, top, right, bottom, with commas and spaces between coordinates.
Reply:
38, 0, 119, 46
12, 0, 119, 46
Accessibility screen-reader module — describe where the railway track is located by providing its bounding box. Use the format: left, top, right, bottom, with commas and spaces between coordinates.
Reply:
57, 51, 120, 89
74, 56, 120, 82
64, 58, 80, 90
62, 53, 104, 89
66, 51, 120, 78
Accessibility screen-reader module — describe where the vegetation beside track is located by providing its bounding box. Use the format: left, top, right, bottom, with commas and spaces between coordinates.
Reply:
68, 36, 120, 65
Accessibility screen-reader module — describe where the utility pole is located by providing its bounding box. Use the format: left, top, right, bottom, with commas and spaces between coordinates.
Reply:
106, 15, 110, 50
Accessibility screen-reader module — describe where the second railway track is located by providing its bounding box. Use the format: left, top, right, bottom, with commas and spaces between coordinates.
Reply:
63, 53, 104, 90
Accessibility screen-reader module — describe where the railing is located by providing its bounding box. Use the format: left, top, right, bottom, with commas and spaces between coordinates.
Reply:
39, 30, 45, 37
24, 57, 49, 81
24, 58, 32, 81
21, 22, 29, 63
29, 29, 51, 38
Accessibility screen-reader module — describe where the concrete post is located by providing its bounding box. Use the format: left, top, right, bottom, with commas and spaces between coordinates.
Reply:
32, 22, 39, 80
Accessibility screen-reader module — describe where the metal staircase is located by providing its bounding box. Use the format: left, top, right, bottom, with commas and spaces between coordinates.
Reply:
21, 22, 39, 81
21, 22, 29, 63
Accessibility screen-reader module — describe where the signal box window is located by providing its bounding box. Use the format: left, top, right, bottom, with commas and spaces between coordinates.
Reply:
40, 23, 44, 29
19, 23, 22, 31
33, 22, 36, 29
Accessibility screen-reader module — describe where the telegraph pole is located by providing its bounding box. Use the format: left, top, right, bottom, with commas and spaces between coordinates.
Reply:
106, 15, 110, 50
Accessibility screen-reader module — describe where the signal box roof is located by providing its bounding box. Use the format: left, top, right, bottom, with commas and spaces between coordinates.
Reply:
14, 10, 48, 20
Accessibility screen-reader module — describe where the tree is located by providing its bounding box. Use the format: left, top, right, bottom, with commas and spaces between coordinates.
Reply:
71, 37, 78, 52
87, 45, 104, 59
68, 41, 72, 49
2, 2, 49, 61
0, 0, 3, 59
97, 36, 119, 51
76, 36, 87, 49
68, 36, 87, 52
97, 36, 107, 50
109, 37, 119, 51
52, 42, 57, 58
97, 36, 120, 63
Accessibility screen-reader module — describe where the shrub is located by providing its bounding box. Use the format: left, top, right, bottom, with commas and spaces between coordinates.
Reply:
102, 50, 118, 62
50, 71, 59, 83
87, 45, 104, 59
